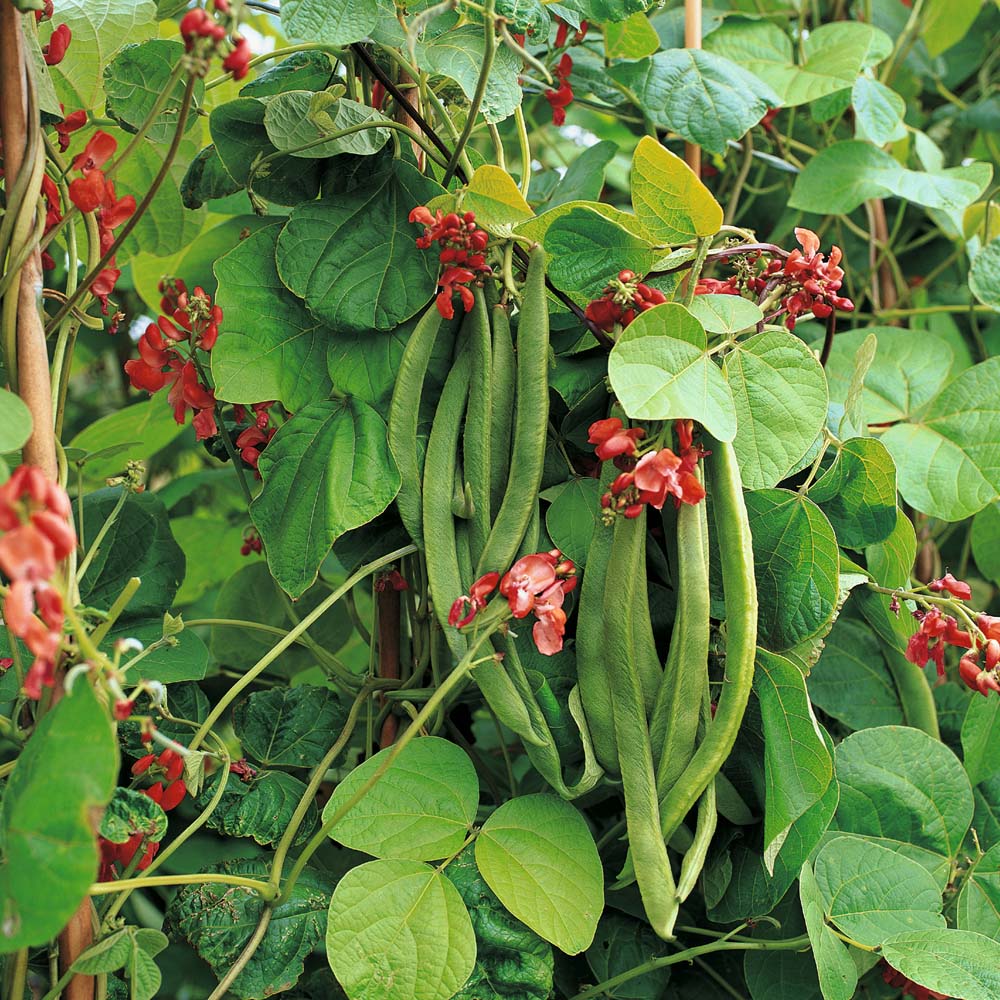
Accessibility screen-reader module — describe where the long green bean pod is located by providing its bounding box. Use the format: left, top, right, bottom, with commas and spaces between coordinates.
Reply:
633, 527, 665, 716
607, 513, 679, 941
655, 436, 758, 849
576, 521, 619, 776
422, 347, 472, 662
650, 477, 710, 796
463, 288, 493, 559
489, 302, 516, 517
676, 693, 718, 903
387, 302, 447, 547
475, 246, 549, 578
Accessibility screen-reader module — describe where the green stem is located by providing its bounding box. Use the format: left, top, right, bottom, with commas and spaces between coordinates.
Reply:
514, 106, 532, 200
205, 42, 345, 89
76, 488, 130, 584
188, 544, 416, 751
90, 577, 141, 648
205, 908, 273, 1000
89, 872, 275, 898
683, 237, 711, 306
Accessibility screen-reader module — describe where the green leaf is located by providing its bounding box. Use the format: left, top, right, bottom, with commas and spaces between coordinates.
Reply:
838, 331, 877, 437
476, 794, 603, 954
197, 769, 317, 847
209, 97, 322, 205
809, 618, 903, 730
610, 49, 780, 155
323, 737, 479, 861
970, 238, 1000, 310
211, 563, 352, 673
515, 200, 646, 247
607, 303, 737, 441
544, 206, 657, 301
276, 161, 442, 333
834, 725, 974, 859
962, 695, 1000, 788
976, 777, 1000, 852
790, 141, 991, 215
882, 357, 1000, 521
852, 76, 906, 145
171, 515, 247, 606
233, 685, 348, 769
813, 837, 945, 947
880, 929, 1000, 1000
72, 927, 168, 1000
809, 437, 897, 548
280, 0, 379, 45
263, 90, 391, 158
0, 683, 117, 951
542, 478, 604, 568
604, 13, 660, 60
46, 0, 157, 110
326, 859, 477, 1000
755, 650, 833, 872
688, 294, 763, 335
169, 858, 334, 999
212, 223, 334, 411
239, 50, 335, 98
922, 0, 983, 57
99, 787, 168, 845
586, 912, 671, 1000
744, 490, 840, 652
103, 40, 202, 143
104, 617, 209, 683
799, 862, 858, 1000
80, 487, 184, 618
0, 388, 32, 453
558, 0, 649, 22
421, 25, 524, 123
546, 140, 618, 209
252, 397, 401, 597
494, 0, 549, 35
957, 844, 1000, 941
464, 164, 534, 232
866, 507, 917, 590
744, 950, 822, 1000
444, 845, 554, 1000
973, 502, 1000, 585
722, 331, 828, 491
630, 135, 722, 244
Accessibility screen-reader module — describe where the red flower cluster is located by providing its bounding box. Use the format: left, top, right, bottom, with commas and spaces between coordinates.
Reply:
0, 466, 75, 699
180, 2, 249, 78
42, 23, 71, 66
240, 527, 262, 557
593, 419, 706, 519
881, 961, 949, 1000
233, 401, 276, 474
694, 276, 740, 296
960, 640, 1000, 698
554, 17, 588, 48
124, 280, 221, 441
449, 552, 578, 655
409, 206, 492, 319
584, 270, 667, 333
545, 54, 574, 127
763, 228, 854, 329
66, 131, 136, 314
928, 572, 972, 600
54, 105, 86, 153
35, 0, 54, 21
98, 747, 188, 880
904, 606, 972, 676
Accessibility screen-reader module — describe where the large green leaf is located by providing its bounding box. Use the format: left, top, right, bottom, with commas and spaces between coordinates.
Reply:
281, 0, 379, 45
103, 40, 202, 143
813, 837, 945, 947
835, 726, 974, 859
687, 294, 763, 336
790, 141, 991, 215
275, 161, 442, 333
476, 795, 603, 954
630, 135, 722, 244
80, 488, 184, 617
104, 617, 208, 684
421, 25, 523, 123
610, 49, 780, 154
723, 332, 828, 491
809, 437, 897, 548
515, 200, 646, 247
852, 76, 906, 145
169, 858, 334, 999
542, 479, 604, 568
755, 650, 833, 871
463, 165, 534, 233
607, 304, 737, 440
444, 845, 554, 1000
544, 207, 658, 301
212, 223, 334, 411
957, 844, 1000, 941
100, 787, 168, 845
922, 0, 983, 57
799, 862, 858, 1000
962, 695, 1000, 788
547, 140, 618, 209
323, 737, 479, 861
263, 90, 391, 158
586, 912, 671, 1000
880, 929, 1000, 1000
809, 618, 903, 730
0, 683, 117, 951
744, 490, 840, 652
973, 502, 1000, 585
252, 397, 401, 597
233, 685, 349, 769
970, 238, 1000, 311
744, 950, 822, 1000
881, 357, 1000, 521
0, 388, 32, 453
326, 859, 477, 1000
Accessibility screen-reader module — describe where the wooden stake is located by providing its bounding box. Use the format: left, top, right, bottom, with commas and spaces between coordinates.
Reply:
684, 0, 702, 176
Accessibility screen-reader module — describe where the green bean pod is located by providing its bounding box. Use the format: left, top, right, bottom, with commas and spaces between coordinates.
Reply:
422, 347, 472, 663
633, 526, 665, 716
676, 694, 718, 903
576, 520, 619, 776
462, 288, 493, 559
606, 513, 679, 940
655, 436, 758, 849
489, 302, 516, 517
387, 302, 447, 547
649, 477, 711, 797
475, 246, 549, 578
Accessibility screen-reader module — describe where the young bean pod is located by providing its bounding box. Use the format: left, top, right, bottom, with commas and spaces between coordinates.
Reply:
489, 302, 515, 517
475, 246, 550, 578
675, 694, 718, 903
633, 524, 665, 716
462, 288, 493, 559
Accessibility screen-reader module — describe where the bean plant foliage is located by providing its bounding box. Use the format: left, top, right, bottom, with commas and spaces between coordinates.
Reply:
0, 0, 999, 997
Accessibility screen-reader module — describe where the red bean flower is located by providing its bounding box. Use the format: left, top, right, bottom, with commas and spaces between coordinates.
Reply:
410, 207, 491, 319
585, 270, 667, 333
588, 417, 645, 462
42, 22, 71, 65
449, 572, 501, 628
928, 572, 972, 601
904, 606, 972, 676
